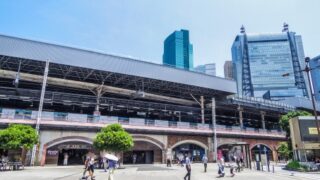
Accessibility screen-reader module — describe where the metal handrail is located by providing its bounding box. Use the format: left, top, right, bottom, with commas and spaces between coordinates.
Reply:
0, 108, 286, 136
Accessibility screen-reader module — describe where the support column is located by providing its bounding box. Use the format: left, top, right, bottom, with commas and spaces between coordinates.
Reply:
238, 105, 244, 129
94, 86, 103, 116
212, 97, 217, 162
201, 96, 205, 124
165, 148, 172, 164
261, 111, 266, 130
208, 137, 214, 162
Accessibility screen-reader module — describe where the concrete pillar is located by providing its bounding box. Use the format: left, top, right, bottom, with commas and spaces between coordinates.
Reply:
212, 97, 217, 162
238, 105, 244, 129
162, 149, 167, 164
208, 137, 214, 162
201, 96, 205, 124
261, 111, 266, 129
94, 91, 102, 116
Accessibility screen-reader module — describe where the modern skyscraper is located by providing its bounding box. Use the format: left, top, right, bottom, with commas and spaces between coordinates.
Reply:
224, 61, 233, 79
231, 24, 309, 100
163, 29, 193, 70
194, 63, 216, 76
310, 56, 320, 102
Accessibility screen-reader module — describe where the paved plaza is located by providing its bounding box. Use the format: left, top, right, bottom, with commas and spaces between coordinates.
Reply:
1, 163, 319, 180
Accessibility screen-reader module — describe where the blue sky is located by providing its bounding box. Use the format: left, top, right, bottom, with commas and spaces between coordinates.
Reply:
0, 0, 319, 77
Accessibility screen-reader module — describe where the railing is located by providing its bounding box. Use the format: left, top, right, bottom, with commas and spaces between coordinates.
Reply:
0, 108, 286, 137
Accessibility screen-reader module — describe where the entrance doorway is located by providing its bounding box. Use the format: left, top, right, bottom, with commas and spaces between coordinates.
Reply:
45, 142, 94, 165
172, 143, 205, 162
57, 149, 88, 165
123, 141, 162, 164
217, 143, 251, 168
251, 144, 273, 163
123, 150, 154, 164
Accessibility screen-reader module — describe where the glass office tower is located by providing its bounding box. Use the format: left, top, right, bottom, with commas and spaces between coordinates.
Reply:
310, 56, 320, 102
231, 24, 308, 100
163, 29, 193, 70
194, 63, 216, 76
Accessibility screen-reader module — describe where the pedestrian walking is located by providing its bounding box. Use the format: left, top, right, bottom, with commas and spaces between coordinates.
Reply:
103, 157, 108, 172
87, 157, 95, 180
217, 159, 225, 177
235, 157, 241, 172
184, 156, 191, 180
107, 160, 116, 180
202, 155, 208, 172
229, 163, 235, 177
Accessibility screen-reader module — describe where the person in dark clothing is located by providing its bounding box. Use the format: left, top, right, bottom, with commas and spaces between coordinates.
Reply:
235, 158, 241, 172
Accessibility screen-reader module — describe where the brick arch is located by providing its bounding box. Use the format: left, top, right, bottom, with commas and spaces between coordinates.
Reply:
40, 136, 94, 166
250, 143, 272, 151
131, 135, 165, 149
170, 139, 208, 150
45, 136, 93, 149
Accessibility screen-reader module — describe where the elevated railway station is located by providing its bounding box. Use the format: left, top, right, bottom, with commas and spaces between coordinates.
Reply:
0, 35, 290, 166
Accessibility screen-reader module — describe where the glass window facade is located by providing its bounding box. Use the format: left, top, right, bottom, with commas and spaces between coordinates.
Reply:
248, 41, 296, 95
310, 56, 320, 102
163, 30, 193, 70
232, 32, 307, 100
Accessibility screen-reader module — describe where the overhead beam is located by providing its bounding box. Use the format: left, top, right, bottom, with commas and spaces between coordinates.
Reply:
0, 69, 196, 106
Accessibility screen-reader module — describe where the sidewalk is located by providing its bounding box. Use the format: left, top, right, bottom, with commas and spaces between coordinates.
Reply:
0, 163, 319, 180
250, 162, 320, 180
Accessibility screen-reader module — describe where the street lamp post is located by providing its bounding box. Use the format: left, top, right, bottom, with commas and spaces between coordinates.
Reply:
282, 57, 320, 140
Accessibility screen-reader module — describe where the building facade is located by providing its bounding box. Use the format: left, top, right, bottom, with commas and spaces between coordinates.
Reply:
231, 24, 309, 100
310, 56, 320, 102
0, 34, 297, 167
163, 29, 193, 70
224, 61, 233, 79
194, 63, 216, 76
289, 116, 320, 162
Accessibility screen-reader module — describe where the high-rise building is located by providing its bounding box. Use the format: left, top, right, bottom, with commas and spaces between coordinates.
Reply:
310, 56, 320, 102
224, 61, 233, 79
194, 63, 216, 76
163, 29, 193, 70
231, 24, 309, 100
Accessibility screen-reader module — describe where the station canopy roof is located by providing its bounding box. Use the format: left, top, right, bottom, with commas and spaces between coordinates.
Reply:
0, 34, 236, 100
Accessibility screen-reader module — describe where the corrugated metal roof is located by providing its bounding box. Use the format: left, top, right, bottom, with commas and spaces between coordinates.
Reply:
0, 34, 236, 94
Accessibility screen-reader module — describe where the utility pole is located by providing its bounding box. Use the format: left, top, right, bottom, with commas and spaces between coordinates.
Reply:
305, 57, 320, 140
283, 57, 320, 140
30, 60, 49, 166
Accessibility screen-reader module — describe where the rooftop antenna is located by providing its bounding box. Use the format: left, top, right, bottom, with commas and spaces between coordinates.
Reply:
282, 22, 289, 32
240, 25, 246, 34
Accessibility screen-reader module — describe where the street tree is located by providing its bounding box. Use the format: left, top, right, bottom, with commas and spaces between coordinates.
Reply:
93, 124, 134, 153
277, 142, 290, 161
0, 124, 38, 150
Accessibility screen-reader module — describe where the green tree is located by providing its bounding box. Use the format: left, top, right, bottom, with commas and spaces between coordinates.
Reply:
279, 110, 311, 158
277, 142, 290, 160
279, 111, 311, 137
0, 124, 38, 150
93, 124, 134, 153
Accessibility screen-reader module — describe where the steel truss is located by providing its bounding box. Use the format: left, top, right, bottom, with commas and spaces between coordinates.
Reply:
0, 56, 226, 101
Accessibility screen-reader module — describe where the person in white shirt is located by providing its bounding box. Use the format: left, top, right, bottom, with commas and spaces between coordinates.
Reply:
202, 155, 208, 172
184, 156, 191, 180
63, 152, 69, 166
